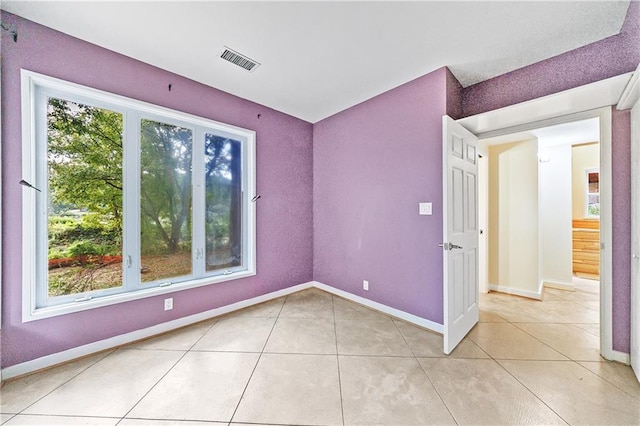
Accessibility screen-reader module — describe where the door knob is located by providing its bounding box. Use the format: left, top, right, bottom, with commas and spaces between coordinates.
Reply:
438, 242, 463, 250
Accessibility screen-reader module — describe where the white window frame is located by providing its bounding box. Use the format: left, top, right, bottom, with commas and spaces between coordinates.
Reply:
585, 167, 600, 218
21, 70, 256, 322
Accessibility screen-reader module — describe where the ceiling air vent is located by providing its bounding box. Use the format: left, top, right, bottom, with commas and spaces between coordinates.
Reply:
219, 47, 260, 72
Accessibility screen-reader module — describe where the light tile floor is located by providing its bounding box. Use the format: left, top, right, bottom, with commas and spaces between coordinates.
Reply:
2, 281, 639, 425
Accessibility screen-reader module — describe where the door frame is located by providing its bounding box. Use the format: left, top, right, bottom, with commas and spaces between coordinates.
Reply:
460, 104, 620, 362
621, 65, 640, 378
477, 151, 489, 294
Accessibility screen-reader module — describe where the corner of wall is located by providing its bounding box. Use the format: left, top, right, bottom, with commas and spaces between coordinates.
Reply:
445, 67, 463, 120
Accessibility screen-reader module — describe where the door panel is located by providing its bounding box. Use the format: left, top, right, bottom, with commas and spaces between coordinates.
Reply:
443, 115, 480, 354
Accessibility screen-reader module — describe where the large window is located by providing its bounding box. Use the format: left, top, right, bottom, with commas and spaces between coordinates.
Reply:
22, 71, 256, 320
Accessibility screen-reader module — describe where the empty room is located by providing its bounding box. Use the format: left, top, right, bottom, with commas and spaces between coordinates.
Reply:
1, 1, 639, 425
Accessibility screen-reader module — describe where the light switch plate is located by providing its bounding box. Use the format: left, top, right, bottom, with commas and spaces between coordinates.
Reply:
419, 202, 432, 215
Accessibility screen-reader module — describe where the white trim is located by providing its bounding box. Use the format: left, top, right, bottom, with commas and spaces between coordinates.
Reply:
20, 69, 257, 322
25, 271, 258, 322
609, 350, 631, 365
543, 281, 575, 292
2, 280, 446, 379
2, 282, 314, 380
598, 107, 614, 361
617, 64, 640, 110
313, 281, 444, 334
459, 72, 632, 137
462, 106, 615, 362
22, 70, 253, 136
488, 283, 543, 301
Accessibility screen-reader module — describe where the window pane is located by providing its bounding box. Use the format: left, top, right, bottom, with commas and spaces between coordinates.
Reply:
140, 119, 193, 282
588, 194, 600, 216
204, 134, 242, 272
47, 98, 124, 296
588, 171, 599, 193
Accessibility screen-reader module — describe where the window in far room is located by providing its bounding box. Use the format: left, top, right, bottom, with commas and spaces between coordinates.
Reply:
586, 168, 600, 217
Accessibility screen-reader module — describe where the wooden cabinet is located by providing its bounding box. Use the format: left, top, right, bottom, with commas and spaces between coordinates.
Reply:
572, 218, 599, 278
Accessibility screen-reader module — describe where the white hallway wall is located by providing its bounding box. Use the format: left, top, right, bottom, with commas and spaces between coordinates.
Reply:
490, 139, 540, 297
539, 144, 573, 288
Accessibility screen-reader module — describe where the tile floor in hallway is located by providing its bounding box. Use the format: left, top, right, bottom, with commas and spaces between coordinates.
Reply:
2, 280, 639, 425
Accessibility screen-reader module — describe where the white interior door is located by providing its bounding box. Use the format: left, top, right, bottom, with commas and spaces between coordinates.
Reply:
442, 115, 480, 354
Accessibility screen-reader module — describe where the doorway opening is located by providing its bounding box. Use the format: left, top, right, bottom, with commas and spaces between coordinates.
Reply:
476, 116, 603, 353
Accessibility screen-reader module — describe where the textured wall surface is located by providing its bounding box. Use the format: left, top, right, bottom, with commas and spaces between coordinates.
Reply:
462, 1, 640, 116
1, 12, 313, 367
2, 2, 638, 368
462, 2, 640, 352
612, 108, 632, 353
313, 67, 449, 324
459, 1, 638, 351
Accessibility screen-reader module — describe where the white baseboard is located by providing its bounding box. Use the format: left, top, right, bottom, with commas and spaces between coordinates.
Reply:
1, 282, 313, 380
605, 349, 631, 365
4, 277, 628, 380
312, 281, 444, 334
489, 283, 543, 300
543, 280, 575, 292
2, 280, 444, 380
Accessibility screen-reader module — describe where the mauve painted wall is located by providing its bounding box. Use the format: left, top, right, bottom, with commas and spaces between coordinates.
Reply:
462, 1, 640, 117
445, 68, 463, 121
459, 3, 639, 352
612, 109, 632, 352
1, 12, 313, 367
2, 4, 638, 369
313, 67, 450, 323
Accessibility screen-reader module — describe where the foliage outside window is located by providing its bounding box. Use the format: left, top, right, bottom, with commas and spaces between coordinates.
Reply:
586, 168, 600, 217
22, 71, 256, 320
47, 99, 124, 296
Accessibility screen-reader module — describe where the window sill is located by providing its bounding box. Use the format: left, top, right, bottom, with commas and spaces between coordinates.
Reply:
23, 270, 256, 323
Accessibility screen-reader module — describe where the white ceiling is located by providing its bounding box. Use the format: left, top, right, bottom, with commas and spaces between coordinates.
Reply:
1, 1, 631, 123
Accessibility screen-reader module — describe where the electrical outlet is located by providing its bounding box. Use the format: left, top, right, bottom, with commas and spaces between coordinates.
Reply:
164, 298, 173, 311
419, 202, 432, 215
363, 280, 369, 291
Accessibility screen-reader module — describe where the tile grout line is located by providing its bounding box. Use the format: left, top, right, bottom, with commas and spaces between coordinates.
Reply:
484, 313, 571, 425
390, 319, 460, 426
477, 289, 608, 424
4, 413, 120, 421
0, 413, 17, 424
115, 318, 220, 425
0, 414, 16, 425
473, 319, 571, 361
572, 360, 640, 399
228, 296, 287, 424
492, 358, 571, 426
6, 287, 622, 425
331, 295, 346, 426
8, 348, 116, 418
508, 321, 591, 362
